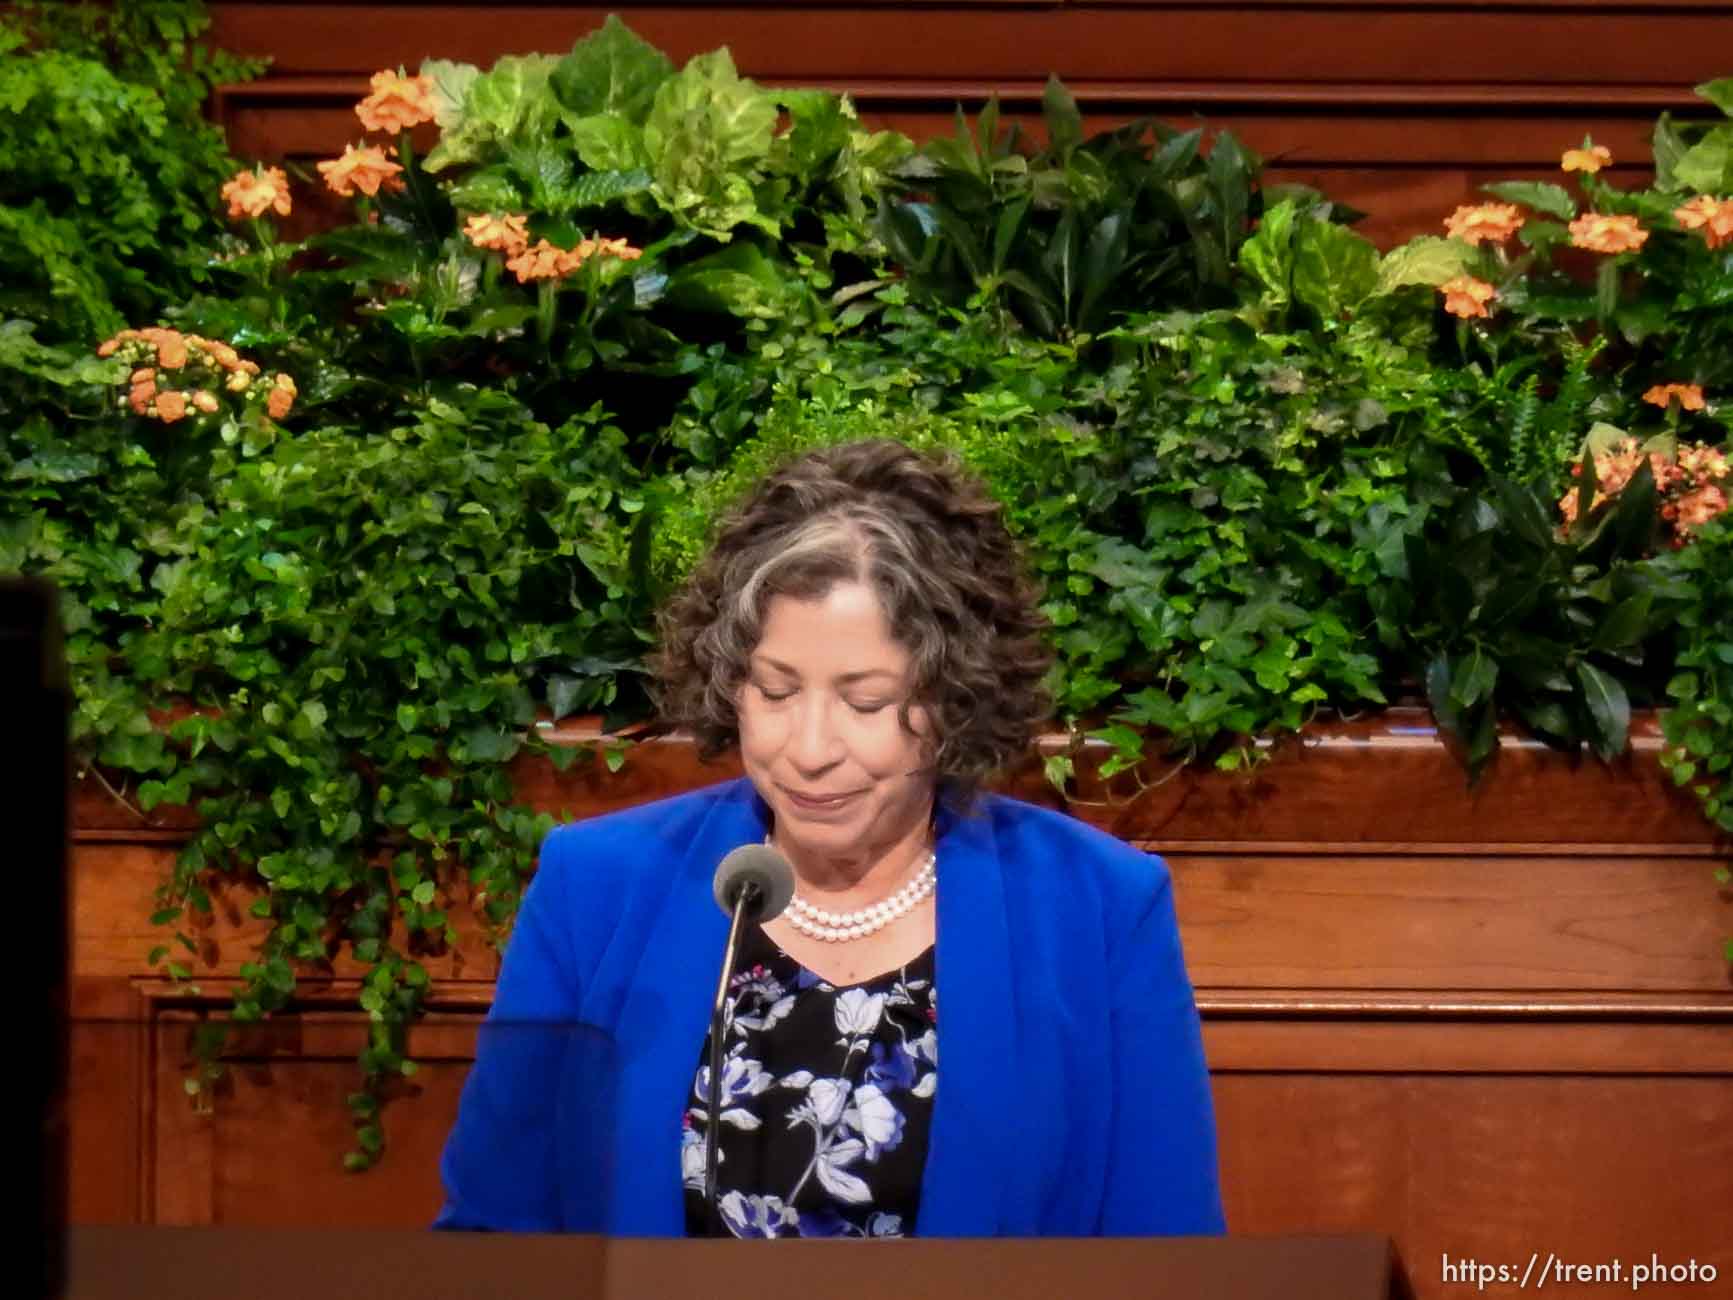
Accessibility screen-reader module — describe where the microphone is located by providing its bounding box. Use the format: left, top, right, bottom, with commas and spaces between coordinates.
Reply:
712, 844, 795, 921
704, 845, 794, 1234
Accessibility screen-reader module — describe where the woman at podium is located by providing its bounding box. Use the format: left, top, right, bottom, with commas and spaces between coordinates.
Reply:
435, 438, 1225, 1239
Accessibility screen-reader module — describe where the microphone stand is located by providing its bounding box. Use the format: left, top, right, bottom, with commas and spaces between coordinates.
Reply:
706, 880, 760, 1237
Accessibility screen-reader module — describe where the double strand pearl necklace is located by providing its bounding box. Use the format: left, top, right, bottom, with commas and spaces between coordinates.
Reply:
765, 833, 936, 944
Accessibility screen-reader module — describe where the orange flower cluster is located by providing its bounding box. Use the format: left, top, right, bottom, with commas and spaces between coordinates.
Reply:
1561, 144, 1613, 175
1674, 195, 1733, 251
96, 327, 295, 425
505, 239, 580, 282
1642, 382, 1707, 413
1568, 213, 1648, 255
356, 70, 437, 135
267, 373, 298, 421
221, 166, 292, 221
317, 143, 405, 198
503, 234, 644, 284
1443, 203, 1525, 246
307, 69, 435, 207
578, 236, 644, 263
463, 213, 531, 256
1559, 435, 1730, 545
1439, 275, 1497, 319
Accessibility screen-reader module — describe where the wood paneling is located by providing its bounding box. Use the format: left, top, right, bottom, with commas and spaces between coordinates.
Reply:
202, 2, 1733, 246
207, 5, 1733, 85
1213, 1074, 1733, 1266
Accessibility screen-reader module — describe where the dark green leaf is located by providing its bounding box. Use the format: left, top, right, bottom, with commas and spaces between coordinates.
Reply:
1574, 661, 1631, 758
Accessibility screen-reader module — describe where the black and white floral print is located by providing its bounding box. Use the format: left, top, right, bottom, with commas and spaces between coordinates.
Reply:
683, 927, 937, 1238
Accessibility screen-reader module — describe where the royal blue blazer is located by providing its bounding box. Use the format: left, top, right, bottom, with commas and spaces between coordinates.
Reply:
433, 776, 1226, 1237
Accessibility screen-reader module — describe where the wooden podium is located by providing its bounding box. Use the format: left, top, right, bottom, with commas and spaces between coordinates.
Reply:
65, 1226, 1409, 1299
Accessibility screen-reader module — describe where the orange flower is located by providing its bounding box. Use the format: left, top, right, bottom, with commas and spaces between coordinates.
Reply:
1674, 195, 1733, 251
1560, 436, 1733, 542
1443, 203, 1525, 246
505, 239, 584, 283
128, 375, 157, 415
1568, 213, 1648, 255
316, 143, 405, 198
1673, 484, 1728, 535
155, 333, 188, 370
221, 166, 292, 220
1561, 144, 1612, 174
1642, 382, 1707, 413
266, 373, 297, 421
1439, 275, 1497, 319
192, 391, 221, 415
463, 213, 531, 256
356, 70, 436, 135
155, 391, 188, 424
1678, 444, 1730, 484
579, 236, 644, 262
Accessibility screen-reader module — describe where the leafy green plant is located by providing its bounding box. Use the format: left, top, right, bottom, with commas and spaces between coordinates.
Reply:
0, 0, 263, 343
10, 12, 1733, 1167
1658, 517, 1733, 936
5, 14, 915, 1167
1398, 470, 1692, 775
872, 79, 1356, 344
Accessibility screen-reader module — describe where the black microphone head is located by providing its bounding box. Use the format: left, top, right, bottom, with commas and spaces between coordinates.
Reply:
713, 845, 795, 922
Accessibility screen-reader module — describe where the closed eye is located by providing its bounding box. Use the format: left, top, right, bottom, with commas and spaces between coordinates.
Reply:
756, 684, 887, 714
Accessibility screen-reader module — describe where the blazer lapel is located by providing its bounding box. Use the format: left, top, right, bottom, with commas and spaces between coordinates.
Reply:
915, 794, 1014, 1236
606, 780, 769, 1235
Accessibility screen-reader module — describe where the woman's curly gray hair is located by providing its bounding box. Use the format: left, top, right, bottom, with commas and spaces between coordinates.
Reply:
646, 437, 1056, 818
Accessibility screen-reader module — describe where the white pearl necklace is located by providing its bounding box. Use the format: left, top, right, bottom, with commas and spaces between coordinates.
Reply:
765, 835, 936, 943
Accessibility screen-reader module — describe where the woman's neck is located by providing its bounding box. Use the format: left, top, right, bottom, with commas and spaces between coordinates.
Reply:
770, 810, 935, 904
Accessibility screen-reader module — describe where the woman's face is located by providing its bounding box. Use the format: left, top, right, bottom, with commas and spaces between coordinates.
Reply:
736, 580, 937, 872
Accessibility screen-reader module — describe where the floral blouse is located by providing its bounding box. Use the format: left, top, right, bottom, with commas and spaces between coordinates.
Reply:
682, 923, 938, 1239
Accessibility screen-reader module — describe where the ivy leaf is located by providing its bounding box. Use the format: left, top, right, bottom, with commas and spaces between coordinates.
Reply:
454, 726, 520, 763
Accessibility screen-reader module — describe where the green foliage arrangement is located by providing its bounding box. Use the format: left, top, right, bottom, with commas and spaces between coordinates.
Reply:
0, 0, 263, 344
5, 12, 1731, 1164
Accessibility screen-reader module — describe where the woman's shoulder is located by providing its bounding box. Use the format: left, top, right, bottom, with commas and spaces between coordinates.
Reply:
535, 777, 752, 887
966, 790, 1172, 911
537, 780, 762, 908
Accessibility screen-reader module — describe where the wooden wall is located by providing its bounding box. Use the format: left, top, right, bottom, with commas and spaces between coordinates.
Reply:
205, 2, 1733, 248
69, 709, 1733, 1296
